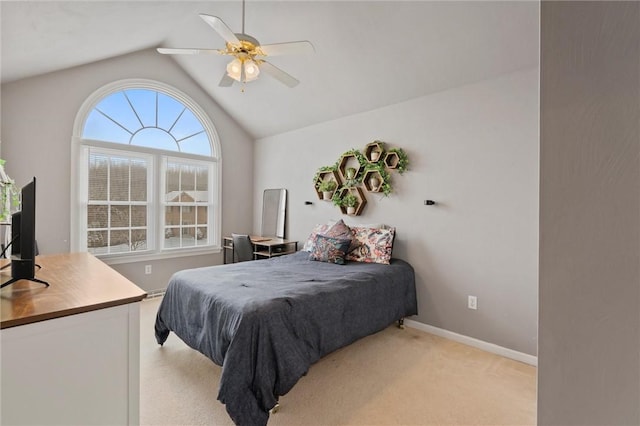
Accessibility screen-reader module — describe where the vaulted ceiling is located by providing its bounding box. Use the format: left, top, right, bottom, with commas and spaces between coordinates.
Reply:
1, 1, 539, 139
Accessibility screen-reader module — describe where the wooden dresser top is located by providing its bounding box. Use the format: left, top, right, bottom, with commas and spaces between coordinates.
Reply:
1, 252, 147, 329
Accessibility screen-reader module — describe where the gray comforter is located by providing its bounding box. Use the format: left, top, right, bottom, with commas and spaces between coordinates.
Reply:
155, 251, 417, 425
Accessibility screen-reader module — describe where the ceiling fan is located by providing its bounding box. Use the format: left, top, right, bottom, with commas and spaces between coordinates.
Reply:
157, 0, 314, 88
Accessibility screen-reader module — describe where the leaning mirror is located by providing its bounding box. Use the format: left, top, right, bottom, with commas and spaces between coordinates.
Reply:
261, 189, 287, 238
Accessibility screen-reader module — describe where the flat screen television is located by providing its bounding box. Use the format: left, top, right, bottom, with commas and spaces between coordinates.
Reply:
1, 177, 48, 289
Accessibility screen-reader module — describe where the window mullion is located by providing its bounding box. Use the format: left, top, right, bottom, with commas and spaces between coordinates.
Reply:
147, 153, 157, 254
106, 156, 112, 252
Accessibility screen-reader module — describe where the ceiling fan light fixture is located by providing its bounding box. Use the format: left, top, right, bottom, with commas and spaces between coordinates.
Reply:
243, 59, 260, 82
226, 57, 260, 83
157, 6, 314, 89
226, 58, 243, 81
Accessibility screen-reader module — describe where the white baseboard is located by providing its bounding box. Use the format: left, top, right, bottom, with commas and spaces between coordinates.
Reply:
403, 319, 537, 366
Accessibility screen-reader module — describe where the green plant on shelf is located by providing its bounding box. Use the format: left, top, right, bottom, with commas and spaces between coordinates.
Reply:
332, 190, 359, 209
342, 148, 368, 168
0, 159, 19, 223
342, 193, 359, 208
331, 189, 345, 207
340, 149, 367, 187
317, 179, 337, 192
368, 140, 386, 161
345, 167, 357, 180
388, 147, 409, 174
364, 162, 392, 196
312, 164, 339, 187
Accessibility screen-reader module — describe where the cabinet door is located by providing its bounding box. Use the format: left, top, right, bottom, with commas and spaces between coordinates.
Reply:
1, 304, 140, 425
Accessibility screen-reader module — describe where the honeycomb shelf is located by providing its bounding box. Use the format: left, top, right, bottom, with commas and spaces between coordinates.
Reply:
336, 186, 367, 216
384, 151, 400, 170
362, 169, 384, 193
314, 169, 342, 201
312, 142, 408, 216
365, 141, 385, 163
338, 153, 365, 183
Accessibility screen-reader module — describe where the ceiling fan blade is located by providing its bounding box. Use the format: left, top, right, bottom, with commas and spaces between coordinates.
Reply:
199, 14, 240, 45
157, 48, 224, 55
259, 61, 300, 88
218, 73, 234, 87
258, 41, 315, 57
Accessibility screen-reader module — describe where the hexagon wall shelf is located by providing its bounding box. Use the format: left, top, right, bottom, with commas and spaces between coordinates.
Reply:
314, 170, 342, 201
383, 151, 400, 170
362, 169, 384, 193
336, 186, 367, 216
313, 142, 408, 216
338, 153, 365, 183
365, 141, 385, 163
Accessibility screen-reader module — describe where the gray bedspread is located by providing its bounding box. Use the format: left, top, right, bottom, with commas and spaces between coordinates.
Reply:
155, 251, 417, 425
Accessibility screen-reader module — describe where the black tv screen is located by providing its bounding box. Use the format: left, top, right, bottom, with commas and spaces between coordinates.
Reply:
10, 211, 21, 256
1, 177, 48, 289
18, 178, 36, 263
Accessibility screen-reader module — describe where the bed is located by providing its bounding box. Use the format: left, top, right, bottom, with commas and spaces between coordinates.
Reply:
155, 247, 417, 425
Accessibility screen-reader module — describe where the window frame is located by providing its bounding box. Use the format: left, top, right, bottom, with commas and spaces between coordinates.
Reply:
160, 155, 216, 252
83, 145, 155, 256
71, 79, 222, 265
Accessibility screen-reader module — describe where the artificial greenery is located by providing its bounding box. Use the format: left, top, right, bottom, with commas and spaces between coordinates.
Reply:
342, 193, 359, 208
387, 147, 409, 174
332, 189, 360, 210
364, 161, 393, 196
0, 159, 19, 223
368, 140, 386, 160
340, 149, 368, 187
313, 164, 338, 189
317, 179, 337, 192
330, 191, 344, 207
341, 149, 368, 169
313, 143, 409, 215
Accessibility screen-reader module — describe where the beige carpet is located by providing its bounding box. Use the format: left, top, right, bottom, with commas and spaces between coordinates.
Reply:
140, 297, 536, 425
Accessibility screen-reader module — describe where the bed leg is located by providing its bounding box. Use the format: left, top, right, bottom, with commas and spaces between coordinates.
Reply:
270, 402, 280, 414
397, 318, 405, 329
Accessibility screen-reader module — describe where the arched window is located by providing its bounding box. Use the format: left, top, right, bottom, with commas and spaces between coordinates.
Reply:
71, 80, 221, 262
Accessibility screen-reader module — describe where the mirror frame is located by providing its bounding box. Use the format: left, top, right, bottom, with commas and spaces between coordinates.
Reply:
261, 189, 287, 238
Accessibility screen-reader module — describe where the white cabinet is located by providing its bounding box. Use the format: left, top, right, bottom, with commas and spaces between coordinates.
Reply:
1, 303, 141, 425
0, 252, 146, 425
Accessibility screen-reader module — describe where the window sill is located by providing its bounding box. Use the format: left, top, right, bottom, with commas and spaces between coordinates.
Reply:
97, 246, 221, 266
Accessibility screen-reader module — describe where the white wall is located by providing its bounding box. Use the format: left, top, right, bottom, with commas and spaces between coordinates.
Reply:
538, 2, 640, 424
255, 68, 539, 355
0, 48, 254, 293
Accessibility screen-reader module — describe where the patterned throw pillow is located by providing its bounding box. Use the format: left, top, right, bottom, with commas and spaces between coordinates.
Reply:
323, 219, 359, 253
308, 235, 352, 265
345, 226, 396, 264
302, 223, 332, 251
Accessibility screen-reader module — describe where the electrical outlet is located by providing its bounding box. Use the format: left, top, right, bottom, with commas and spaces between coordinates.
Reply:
468, 295, 477, 310
145, 264, 152, 275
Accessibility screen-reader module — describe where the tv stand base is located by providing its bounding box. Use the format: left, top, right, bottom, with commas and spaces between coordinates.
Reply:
1, 276, 49, 289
